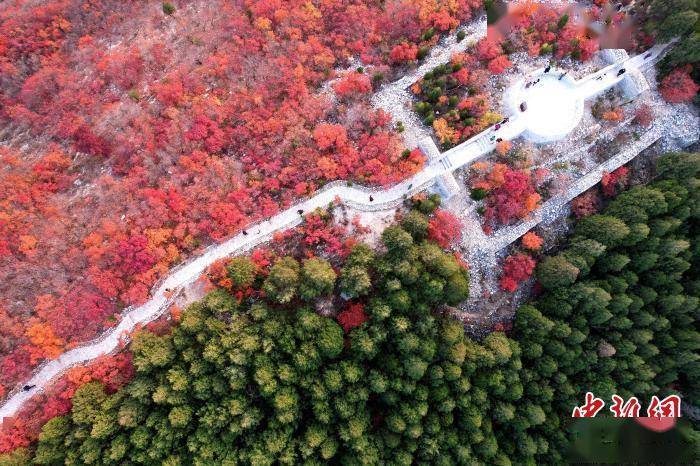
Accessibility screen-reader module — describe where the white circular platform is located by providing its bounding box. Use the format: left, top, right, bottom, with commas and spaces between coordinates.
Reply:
504, 71, 584, 143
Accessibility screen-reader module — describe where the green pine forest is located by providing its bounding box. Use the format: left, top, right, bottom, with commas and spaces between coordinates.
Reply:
4, 152, 700, 465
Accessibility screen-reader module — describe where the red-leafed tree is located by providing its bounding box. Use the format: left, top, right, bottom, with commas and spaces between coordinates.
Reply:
499, 253, 536, 292
337, 303, 368, 333
428, 209, 463, 248
571, 189, 600, 218
390, 42, 418, 63
313, 124, 349, 151
633, 104, 654, 127
452, 67, 470, 85
333, 72, 372, 98
488, 55, 512, 74
481, 166, 542, 225
601, 166, 629, 197
430, 10, 459, 31
31, 147, 73, 192
475, 37, 502, 61
660, 66, 699, 103
111, 235, 156, 276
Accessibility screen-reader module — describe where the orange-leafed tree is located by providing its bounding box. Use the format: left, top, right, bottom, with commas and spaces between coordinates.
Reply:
495, 140, 512, 156
25, 321, 65, 363
521, 232, 543, 252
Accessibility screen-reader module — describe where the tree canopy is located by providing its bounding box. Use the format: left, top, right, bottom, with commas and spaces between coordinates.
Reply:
15, 153, 700, 465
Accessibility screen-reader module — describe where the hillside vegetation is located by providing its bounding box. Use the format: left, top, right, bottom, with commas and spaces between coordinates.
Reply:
5, 153, 697, 465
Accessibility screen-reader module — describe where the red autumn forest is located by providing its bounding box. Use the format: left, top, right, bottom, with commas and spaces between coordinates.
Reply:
0, 0, 697, 459
0, 0, 484, 397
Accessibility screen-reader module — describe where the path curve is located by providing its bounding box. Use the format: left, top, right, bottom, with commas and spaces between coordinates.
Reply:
0, 170, 443, 421
0, 39, 671, 423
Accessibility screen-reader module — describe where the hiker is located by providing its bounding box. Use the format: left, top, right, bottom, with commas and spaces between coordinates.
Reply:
501, 117, 509, 124
558, 72, 567, 81
496, 138, 503, 143
297, 209, 303, 215
544, 66, 551, 73
369, 195, 374, 202
494, 123, 501, 130
23, 384, 35, 392
617, 68, 626, 76
645, 53, 651, 59
520, 102, 527, 112
525, 82, 531, 89
242, 230, 248, 236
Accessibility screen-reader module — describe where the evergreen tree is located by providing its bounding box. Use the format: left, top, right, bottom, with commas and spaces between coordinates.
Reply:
299, 257, 337, 301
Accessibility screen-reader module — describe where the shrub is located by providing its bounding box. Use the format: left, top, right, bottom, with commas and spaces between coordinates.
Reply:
633, 104, 654, 127
471, 187, 487, 200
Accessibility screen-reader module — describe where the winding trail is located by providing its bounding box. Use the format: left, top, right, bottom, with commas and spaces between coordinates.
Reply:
0, 35, 674, 422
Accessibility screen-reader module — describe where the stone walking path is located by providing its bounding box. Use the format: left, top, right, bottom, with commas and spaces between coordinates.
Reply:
0, 31, 678, 422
